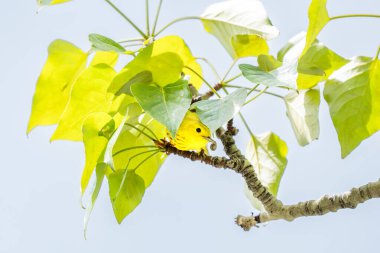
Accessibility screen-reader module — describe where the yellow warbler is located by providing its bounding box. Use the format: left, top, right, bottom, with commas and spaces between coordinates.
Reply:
169, 110, 213, 153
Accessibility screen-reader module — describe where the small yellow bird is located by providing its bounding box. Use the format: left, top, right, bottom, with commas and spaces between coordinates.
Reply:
169, 110, 214, 153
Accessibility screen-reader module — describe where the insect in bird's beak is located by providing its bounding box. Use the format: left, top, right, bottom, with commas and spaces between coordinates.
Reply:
203, 136, 214, 142
203, 136, 217, 151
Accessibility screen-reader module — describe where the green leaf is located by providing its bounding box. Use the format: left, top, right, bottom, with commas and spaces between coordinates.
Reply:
257, 54, 282, 72
83, 163, 107, 237
89, 34, 126, 53
303, 0, 330, 55
113, 116, 167, 187
108, 170, 145, 224
51, 64, 116, 141
191, 89, 247, 132
239, 63, 297, 88
81, 112, 114, 194
27, 39, 88, 133
324, 57, 380, 158
109, 36, 203, 92
115, 71, 153, 96
285, 89, 321, 146
131, 78, 192, 137
38, 0, 72, 6
201, 0, 279, 59
245, 132, 288, 211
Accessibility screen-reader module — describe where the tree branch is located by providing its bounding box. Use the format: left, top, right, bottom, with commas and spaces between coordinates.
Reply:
236, 178, 380, 231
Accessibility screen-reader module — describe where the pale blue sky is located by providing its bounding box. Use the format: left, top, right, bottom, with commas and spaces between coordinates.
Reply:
1, 0, 380, 252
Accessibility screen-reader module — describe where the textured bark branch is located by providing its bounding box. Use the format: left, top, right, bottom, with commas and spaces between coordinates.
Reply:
236, 179, 380, 231
158, 108, 380, 231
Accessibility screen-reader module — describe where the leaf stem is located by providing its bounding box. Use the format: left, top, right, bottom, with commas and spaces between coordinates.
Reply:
244, 87, 269, 106
224, 73, 242, 84
247, 84, 260, 96
146, 0, 150, 37
151, 0, 163, 36
196, 57, 221, 80
113, 145, 158, 157
238, 112, 254, 138
224, 84, 283, 99
131, 151, 160, 171
184, 66, 221, 98
104, 0, 147, 39
154, 16, 200, 36
118, 38, 145, 43
375, 45, 380, 60
330, 14, 380, 21
222, 59, 237, 82
124, 123, 155, 140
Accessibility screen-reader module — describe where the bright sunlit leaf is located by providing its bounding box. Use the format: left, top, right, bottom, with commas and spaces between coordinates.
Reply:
257, 54, 282, 72
81, 112, 114, 194
109, 36, 203, 94
324, 56, 380, 158
191, 89, 247, 132
201, 0, 279, 59
90, 51, 119, 67
131, 78, 192, 137
277, 32, 347, 89
108, 170, 145, 224
51, 64, 116, 141
303, 0, 330, 55
285, 89, 321, 146
245, 132, 288, 211
38, 0, 72, 6
112, 116, 167, 187
27, 39, 87, 133
231, 34, 269, 58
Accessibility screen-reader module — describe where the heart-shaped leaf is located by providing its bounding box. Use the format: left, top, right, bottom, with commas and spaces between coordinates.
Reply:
108, 170, 145, 224
324, 56, 380, 158
201, 0, 279, 59
191, 89, 247, 132
131, 78, 191, 137
27, 40, 88, 133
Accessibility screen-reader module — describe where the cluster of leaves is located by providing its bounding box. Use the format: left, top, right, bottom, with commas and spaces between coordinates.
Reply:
30, 0, 380, 228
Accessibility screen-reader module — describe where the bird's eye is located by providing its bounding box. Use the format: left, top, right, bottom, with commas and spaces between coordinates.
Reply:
196, 128, 201, 133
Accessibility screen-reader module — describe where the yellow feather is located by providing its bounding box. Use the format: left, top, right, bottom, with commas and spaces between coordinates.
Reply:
169, 111, 212, 153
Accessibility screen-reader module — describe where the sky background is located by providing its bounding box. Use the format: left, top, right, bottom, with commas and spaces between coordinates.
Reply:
1, 0, 380, 252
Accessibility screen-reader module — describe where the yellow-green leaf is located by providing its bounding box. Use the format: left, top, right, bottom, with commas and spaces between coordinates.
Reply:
109, 36, 203, 93
303, 0, 330, 55
108, 170, 145, 224
201, 0, 279, 59
27, 39, 87, 133
51, 64, 116, 141
257, 54, 282, 72
38, 0, 72, 6
231, 34, 269, 59
245, 132, 288, 211
113, 115, 167, 187
90, 51, 119, 67
324, 57, 380, 158
81, 112, 114, 194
